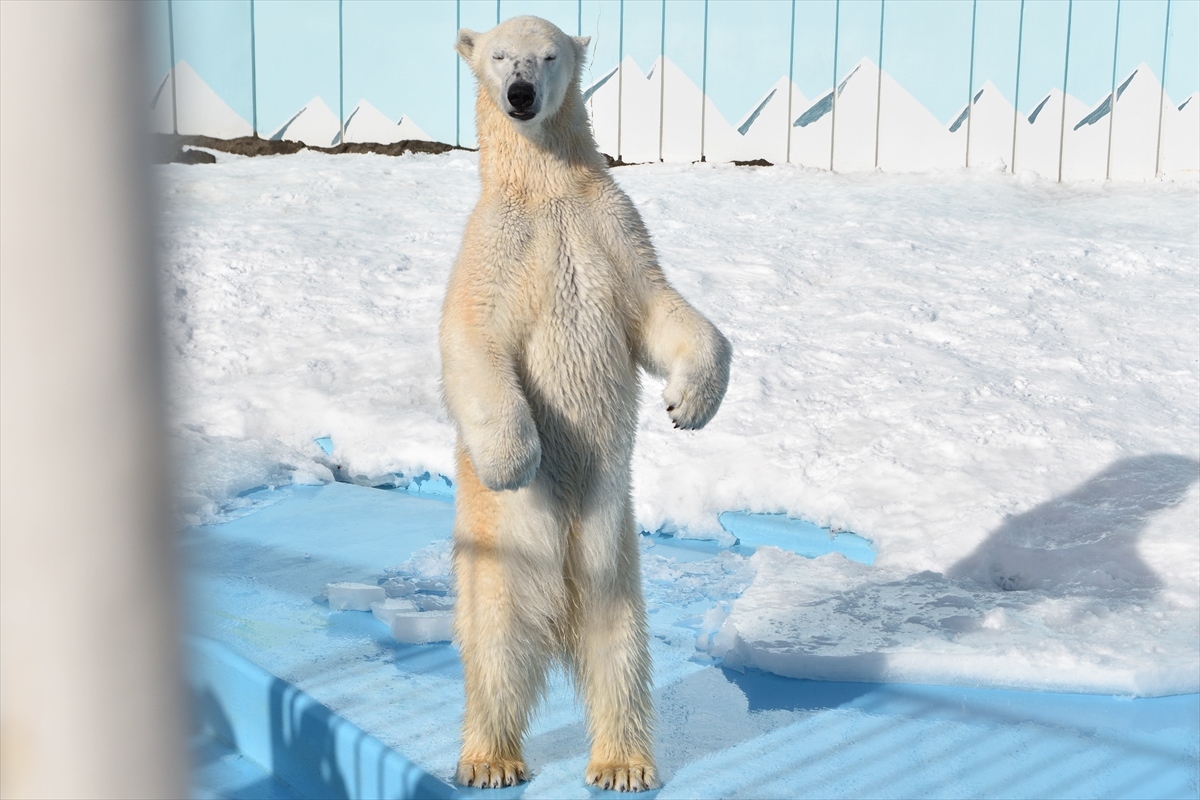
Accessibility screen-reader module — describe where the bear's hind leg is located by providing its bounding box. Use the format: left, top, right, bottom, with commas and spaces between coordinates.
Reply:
453, 451, 567, 788
566, 496, 658, 792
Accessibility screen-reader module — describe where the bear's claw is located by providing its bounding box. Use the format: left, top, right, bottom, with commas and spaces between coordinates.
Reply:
456, 758, 528, 788
585, 762, 659, 793
663, 373, 723, 431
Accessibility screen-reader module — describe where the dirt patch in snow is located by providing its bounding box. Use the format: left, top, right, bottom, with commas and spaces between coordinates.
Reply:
152, 134, 471, 162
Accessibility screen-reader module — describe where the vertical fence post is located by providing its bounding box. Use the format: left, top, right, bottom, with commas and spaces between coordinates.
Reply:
1154, 0, 1171, 177
1105, 0, 1121, 180
578, 0, 582, 35
456, 0, 461, 148
701, 0, 709, 162
787, 0, 796, 163
250, 0, 258, 137
966, 0, 977, 169
1011, 0, 1025, 173
496, 0, 500, 26
338, 0, 345, 144
1, 4, 188, 794
1057, 0, 1073, 183
875, 0, 884, 170
830, 0, 840, 172
167, 0, 177, 134
618, 0, 624, 161
659, 0, 667, 162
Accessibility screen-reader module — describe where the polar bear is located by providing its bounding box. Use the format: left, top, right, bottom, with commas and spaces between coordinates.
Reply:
441, 15, 731, 792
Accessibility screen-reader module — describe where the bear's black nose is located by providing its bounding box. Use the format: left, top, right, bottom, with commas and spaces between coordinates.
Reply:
507, 81, 536, 112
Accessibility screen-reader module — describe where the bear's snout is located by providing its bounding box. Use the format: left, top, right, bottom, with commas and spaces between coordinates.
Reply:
507, 81, 537, 119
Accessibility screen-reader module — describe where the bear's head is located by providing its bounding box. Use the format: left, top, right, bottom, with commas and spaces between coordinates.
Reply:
456, 16, 590, 131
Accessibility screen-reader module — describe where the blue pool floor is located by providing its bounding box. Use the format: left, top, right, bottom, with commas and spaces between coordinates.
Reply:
184, 482, 1199, 799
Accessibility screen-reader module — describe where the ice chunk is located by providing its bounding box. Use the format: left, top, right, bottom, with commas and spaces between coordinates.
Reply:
326, 582, 386, 611
704, 547, 1200, 696
369, 597, 416, 625
414, 594, 455, 612
389, 610, 454, 644
381, 577, 415, 597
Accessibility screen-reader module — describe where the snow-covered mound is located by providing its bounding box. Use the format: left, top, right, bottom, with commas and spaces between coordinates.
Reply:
159, 151, 1199, 695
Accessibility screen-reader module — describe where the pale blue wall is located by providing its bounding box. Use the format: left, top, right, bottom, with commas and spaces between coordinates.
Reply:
1165, 0, 1199, 106
147, 0, 1200, 142
172, 0, 255, 123
343, 1, 458, 143
254, 0, 339, 135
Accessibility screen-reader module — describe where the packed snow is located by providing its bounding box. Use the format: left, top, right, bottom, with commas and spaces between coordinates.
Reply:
160, 149, 1199, 696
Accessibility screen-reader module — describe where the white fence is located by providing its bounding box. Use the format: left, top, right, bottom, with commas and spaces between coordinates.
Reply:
150, 0, 1200, 180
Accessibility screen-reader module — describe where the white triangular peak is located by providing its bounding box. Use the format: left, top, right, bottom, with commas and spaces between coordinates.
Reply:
948, 80, 1015, 133
1162, 91, 1200, 175
1012, 87, 1063, 180
151, 60, 252, 139
271, 97, 340, 147
950, 80, 1018, 171
656, 55, 710, 162
582, 54, 746, 163
831, 57, 884, 172
342, 99, 401, 144
583, 55, 659, 162
732, 75, 809, 164
395, 115, 432, 142
787, 56, 958, 172
1102, 64, 1175, 180
738, 76, 808, 135
339, 100, 433, 145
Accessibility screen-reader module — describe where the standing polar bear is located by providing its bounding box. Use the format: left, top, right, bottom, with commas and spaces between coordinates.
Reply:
441, 15, 731, 792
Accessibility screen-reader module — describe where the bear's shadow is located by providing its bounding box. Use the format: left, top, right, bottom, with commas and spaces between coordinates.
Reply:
947, 453, 1199, 598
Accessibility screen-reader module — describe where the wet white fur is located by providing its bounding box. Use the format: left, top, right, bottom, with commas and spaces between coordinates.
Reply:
441, 15, 731, 793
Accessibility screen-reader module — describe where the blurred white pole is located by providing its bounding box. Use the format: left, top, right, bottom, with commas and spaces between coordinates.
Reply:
1, 2, 187, 798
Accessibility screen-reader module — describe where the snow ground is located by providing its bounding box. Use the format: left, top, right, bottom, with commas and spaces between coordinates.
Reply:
159, 151, 1199, 695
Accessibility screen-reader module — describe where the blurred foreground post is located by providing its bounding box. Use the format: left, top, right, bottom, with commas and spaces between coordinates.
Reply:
1, 2, 187, 797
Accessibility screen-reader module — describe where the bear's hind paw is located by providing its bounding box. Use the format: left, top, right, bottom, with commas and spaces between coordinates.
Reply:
456, 758, 528, 788
585, 761, 659, 793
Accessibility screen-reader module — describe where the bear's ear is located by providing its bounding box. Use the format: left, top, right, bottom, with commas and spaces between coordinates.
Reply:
456, 29, 478, 60
572, 35, 591, 61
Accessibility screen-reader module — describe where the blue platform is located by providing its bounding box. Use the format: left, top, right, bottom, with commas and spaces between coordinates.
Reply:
184, 482, 1199, 799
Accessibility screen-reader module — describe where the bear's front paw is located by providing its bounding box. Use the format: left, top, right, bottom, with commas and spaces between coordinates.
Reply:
585, 760, 659, 792
457, 758, 528, 788
663, 371, 726, 431
468, 417, 541, 491
663, 334, 731, 430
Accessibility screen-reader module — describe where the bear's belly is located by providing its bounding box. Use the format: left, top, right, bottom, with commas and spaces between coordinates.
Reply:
517, 238, 639, 485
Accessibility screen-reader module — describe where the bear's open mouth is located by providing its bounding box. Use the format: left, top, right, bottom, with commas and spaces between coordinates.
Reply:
508, 111, 536, 121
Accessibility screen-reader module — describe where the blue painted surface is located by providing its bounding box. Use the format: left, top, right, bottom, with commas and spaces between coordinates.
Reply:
186, 482, 1200, 799
191, 729, 303, 800
189, 636, 456, 800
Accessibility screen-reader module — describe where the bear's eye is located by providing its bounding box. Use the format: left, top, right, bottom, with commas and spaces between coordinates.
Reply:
545, 54, 556, 61
492, 53, 504, 60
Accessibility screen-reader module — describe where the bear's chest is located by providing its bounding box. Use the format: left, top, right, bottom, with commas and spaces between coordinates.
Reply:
506, 203, 638, 408
505, 202, 633, 333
